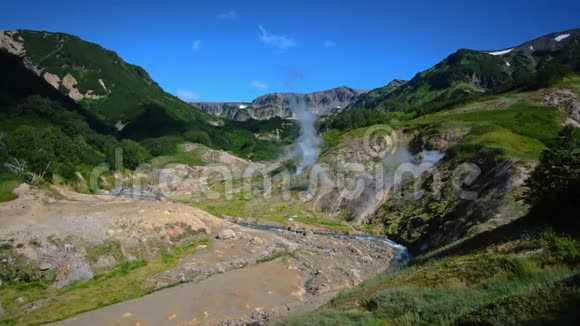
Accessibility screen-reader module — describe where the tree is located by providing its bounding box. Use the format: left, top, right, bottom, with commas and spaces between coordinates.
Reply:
524, 126, 580, 232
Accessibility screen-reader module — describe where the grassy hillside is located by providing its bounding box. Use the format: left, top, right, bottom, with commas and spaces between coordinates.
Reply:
280, 229, 580, 325
14, 30, 207, 126
0, 49, 133, 195
368, 94, 567, 254
1, 30, 294, 161
316, 63, 577, 233
281, 125, 580, 325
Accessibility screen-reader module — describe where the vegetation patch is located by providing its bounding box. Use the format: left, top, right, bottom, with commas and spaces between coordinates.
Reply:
0, 177, 19, 202
280, 231, 580, 325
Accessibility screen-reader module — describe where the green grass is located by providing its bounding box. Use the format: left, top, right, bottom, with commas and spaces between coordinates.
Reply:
411, 103, 564, 142
555, 74, 580, 93
321, 124, 395, 155
192, 191, 352, 233
256, 251, 297, 264
194, 198, 352, 233
150, 143, 206, 168
280, 232, 580, 325
0, 178, 19, 202
354, 271, 578, 325
408, 102, 565, 160
84, 241, 125, 264
460, 125, 548, 160
0, 238, 210, 325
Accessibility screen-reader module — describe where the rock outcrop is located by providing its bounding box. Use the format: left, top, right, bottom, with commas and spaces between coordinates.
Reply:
0, 30, 25, 56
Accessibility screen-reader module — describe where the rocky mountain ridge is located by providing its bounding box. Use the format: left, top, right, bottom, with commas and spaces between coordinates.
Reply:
192, 86, 366, 121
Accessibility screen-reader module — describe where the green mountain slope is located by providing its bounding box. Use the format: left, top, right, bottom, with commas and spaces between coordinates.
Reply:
0, 30, 210, 130
281, 124, 580, 325
282, 30, 580, 326
0, 49, 142, 189
0, 30, 297, 162
349, 29, 580, 114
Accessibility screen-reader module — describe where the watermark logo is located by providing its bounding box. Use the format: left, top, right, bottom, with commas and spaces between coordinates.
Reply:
363, 125, 399, 158
59, 124, 485, 216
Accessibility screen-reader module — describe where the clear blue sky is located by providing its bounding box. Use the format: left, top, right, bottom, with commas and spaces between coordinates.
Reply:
1, 0, 579, 102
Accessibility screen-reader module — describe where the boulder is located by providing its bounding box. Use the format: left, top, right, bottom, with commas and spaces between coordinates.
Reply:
39, 263, 52, 271
250, 236, 265, 245
231, 259, 247, 268
349, 269, 362, 286
362, 256, 374, 263
348, 246, 363, 256
216, 229, 237, 240
287, 223, 300, 232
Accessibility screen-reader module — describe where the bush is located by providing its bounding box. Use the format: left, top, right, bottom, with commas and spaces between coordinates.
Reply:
542, 231, 580, 263
141, 136, 183, 156
106, 139, 151, 170
183, 130, 211, 146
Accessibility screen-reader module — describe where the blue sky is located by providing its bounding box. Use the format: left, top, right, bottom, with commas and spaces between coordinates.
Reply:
1, 0, 579, 102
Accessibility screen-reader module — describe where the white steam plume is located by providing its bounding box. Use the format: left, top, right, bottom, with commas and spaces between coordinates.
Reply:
289, 95, 321, 174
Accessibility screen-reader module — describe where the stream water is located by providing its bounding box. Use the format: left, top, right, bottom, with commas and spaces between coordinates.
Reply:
237, 222, 411, 264
108, 189, 411, 264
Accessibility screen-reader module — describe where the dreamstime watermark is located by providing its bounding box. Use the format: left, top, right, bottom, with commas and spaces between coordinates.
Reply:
86, 124, 482, 207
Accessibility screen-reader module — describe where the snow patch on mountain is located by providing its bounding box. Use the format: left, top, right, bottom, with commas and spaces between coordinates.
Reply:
555, 34, 570, 42
487, 48, 513, 56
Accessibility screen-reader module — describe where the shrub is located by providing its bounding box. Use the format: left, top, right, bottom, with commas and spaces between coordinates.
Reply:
183, 130, 211, 146
542, 231, 580, 263
106, 139, 151, 170
141, 136, 183, 156
503, 257, 538, 279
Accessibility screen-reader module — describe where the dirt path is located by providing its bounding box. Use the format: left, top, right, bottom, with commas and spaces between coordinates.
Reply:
55, 260, 305, 326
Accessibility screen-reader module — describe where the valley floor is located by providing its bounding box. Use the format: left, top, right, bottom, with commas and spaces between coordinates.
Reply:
0, 185, 395, 325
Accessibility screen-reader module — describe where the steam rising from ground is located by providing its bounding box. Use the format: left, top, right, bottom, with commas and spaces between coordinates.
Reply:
348, 146, 445, 224
289, 96, 321, 174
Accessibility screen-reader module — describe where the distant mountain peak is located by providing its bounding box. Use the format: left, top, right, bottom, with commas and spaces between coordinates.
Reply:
349, 28, 580, 113
480, 28, 580, 57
